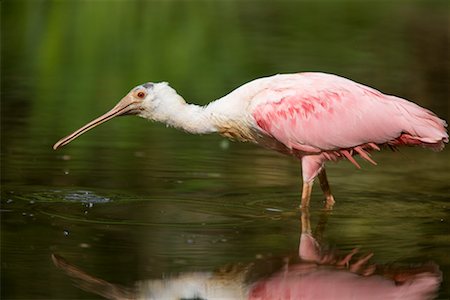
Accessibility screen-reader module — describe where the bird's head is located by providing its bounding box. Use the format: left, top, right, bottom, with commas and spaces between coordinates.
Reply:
53, 82, 175, 150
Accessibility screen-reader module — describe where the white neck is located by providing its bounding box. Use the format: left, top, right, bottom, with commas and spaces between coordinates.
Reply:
141, 87, 219, 134
165, 101, 216, 134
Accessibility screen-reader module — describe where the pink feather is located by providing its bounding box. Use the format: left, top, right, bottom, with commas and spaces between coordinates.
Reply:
251, 73, 448, 178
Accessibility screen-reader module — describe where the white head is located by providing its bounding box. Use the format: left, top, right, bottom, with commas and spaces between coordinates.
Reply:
53, 82, 183, 150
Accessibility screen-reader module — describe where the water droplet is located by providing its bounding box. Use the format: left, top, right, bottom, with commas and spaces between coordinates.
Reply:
22, 212, 27, 216
63, 230, 70, 236
266, 208, 282, 212
88, 203, 93, 208
6, 199, 13, 204
220, 139, 230, 150
220, 238, 228, 243
79, 243, 90, 248
62, 155, 71, 161
64, 170, 69, 175
29, 200, 35, 204
29, 213, 34, 217
186, 239, 194, 244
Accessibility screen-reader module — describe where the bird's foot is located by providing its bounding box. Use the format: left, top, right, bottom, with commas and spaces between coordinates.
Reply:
324, 195, 335, 210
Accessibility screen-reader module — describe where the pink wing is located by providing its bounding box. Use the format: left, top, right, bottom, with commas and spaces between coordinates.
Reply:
251, 73, 448, 156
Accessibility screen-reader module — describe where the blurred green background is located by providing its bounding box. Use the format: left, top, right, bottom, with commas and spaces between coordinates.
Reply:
2, 0, 449, 299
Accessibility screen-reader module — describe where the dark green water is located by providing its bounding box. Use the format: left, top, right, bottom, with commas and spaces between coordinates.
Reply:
2, 1, 449, 299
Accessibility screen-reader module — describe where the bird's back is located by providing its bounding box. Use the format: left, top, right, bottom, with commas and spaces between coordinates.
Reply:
234, 72, 449, 154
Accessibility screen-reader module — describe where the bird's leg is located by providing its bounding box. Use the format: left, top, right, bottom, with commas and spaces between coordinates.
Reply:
318, 168, 335, 210
300, 155, 324, 209
300, 180, 314, 210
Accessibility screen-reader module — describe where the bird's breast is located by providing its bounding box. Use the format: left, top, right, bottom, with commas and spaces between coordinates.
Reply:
217, 120, 300, 158
217, 123, 256, 142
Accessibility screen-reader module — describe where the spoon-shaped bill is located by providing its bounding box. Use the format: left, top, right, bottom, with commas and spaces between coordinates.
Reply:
53, 96, 139, 150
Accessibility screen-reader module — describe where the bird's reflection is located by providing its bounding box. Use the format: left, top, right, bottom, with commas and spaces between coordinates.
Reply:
53, 208, 441, 300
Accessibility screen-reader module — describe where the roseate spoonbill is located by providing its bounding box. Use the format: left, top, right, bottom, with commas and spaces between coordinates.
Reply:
53, 73, 448, 208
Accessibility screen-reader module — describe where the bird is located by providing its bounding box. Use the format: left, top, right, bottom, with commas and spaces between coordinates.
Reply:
53, 72, 448, 208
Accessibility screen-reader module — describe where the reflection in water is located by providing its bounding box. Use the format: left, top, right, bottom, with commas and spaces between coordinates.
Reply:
53, 207, 441, 300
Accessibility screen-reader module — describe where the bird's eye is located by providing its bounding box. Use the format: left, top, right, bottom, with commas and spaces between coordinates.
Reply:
137, 91, 146, 98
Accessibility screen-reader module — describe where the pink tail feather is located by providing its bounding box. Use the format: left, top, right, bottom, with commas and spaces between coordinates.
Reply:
389, 96, 448, 151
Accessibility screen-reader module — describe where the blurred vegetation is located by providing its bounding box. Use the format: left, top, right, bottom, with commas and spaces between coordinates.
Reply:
2, 0, 449, 186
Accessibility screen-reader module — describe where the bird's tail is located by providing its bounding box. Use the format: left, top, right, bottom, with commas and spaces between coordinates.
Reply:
389, 96, 448, 151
